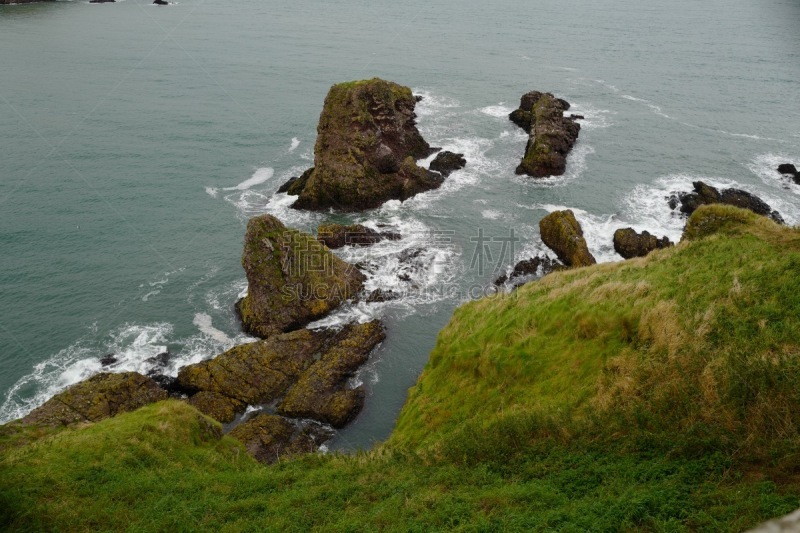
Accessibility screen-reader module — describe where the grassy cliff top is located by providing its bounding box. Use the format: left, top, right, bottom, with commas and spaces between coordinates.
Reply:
3, 205, 800, 531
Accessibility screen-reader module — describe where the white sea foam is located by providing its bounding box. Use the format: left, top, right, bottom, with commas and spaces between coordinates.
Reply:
565, 102, 615, 130
205, 187, 219, 198
481, 209, 503, 220
224, 167, 274, 191
748, 153, 800, 195
479, 104, 514, 118
511, 143, 595, 188
620, 94, 671, 119
289, 137, 301, 152
193, 313, 233, 344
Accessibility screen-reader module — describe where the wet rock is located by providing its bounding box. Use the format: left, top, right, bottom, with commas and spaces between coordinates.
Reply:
89, 0, 115, 3
277, 167, 314, 196
539, 210, 596, 267
669, 181, 783, 224
145, 350, 170, 368
429, 151, 466, 177
494, 255, 565, 287
148, 374, 187, 397
278, 320, 385, 427
229, 414, 334, 464
188, 391, 245, 424
100, 354, 117, 366
277, 177, 297, 194
21, 372, 167, 426
292, 78, 442, 211
569, 114, 585, 120
366, 288, 399, 303
513, 93, 581, 177
317, 223, 382, 249
236, 214, 364, 338
153, 0, 168, 5
777, 163, 798, 178
613, 228, 673, 259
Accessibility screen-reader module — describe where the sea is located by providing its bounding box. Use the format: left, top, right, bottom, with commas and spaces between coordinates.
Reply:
1, 0, 799, 450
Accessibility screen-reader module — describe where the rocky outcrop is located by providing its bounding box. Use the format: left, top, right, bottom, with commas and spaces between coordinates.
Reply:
494, 255, 565, 287
228, 414, 333, 464
366, 288, 399, 303
429, 151, 466, 177
21, 372, 167, 426
777, 163, 800, 184
176, 321, 384, 427
236, 215, 364, 338
668, 181, 783, 224
510, 92, 581, 177
289, 78, 442, 211
277, 320, 385, 427
613, 228, 673, 259
316, 223, 399, 249
539, 210, 596, 267
278, 167, 314, 195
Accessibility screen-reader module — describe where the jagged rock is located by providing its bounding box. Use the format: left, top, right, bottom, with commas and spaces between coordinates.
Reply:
176, 322, 384, 427
777, 163, 798, 178
153, 0, 168, 5
513, 93, 581, 177
429, 151, 466, 177
278, 320, 385, 427
145, 350, 170, 368
100, 354, 117, 366
613, 228, 673, 259
291, 78, 442, 211
668, 181, 783, 224
277, 177, 297, 194
494, 255, 565, 287
278, 167, 314, 196
21, 372, 167, 426
366, 288, 399, 303
229, 414, 334, 464
317, 223, 382, 249
235, 214, 364, 338
539, 210, 596, 267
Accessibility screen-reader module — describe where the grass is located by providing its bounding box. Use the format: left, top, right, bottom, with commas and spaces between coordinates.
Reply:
3, 205, 800, 531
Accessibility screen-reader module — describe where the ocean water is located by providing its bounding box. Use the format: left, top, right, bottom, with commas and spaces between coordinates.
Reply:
1, 0, 799, 449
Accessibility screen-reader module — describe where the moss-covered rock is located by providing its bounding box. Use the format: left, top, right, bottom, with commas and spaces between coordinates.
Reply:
21, 372, 167, 426
512, 92, 581, 177
237, 214, 365, 338
539, 210, 596, 267
228, 414, 333, 464
613, 228, 673, 259
278, 320, 385, 427
669, 181, 784, 223
682, 204, 764, 241
188, 391, 246, 424
290, 78, 442, 211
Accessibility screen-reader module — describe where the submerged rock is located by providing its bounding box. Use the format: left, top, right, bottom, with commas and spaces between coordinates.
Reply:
236, 214, 364, 338
429, 151, 467, 177
21, 372, 167, 426
613, 228, 673, 259
539, 210, 596, 267
290, 78, 442, 211
668, 181, 783, 224
494, 255, 565, 287
229, 414, 334, 464
317, 223, 382, 249
278, 320, 385, 427
510, 92, 581, 177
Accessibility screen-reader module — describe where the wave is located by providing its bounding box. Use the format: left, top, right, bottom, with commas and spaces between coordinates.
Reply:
289, 137, 300, 152
223, 167, 274, 191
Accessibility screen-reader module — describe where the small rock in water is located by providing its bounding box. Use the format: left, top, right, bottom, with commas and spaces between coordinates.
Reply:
668, 181, 784, 224
429, 151, 467, 177
100, 354, 118, 366
366, 288, 399, 303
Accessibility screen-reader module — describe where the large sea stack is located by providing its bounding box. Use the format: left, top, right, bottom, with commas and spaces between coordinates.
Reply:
290, 78, 442, 211
510, 91, 581, 177
236, 214, 365, 338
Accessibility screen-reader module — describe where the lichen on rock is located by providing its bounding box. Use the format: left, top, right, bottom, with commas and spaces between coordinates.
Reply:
236, 214, 365, 338
289, 78, 442, 211
539, 210, 596, 267
613, 228, 673, 259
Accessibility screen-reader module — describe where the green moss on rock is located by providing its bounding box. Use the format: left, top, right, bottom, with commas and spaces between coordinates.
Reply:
539, 209, 596, 267
228, 414, 331, 464
514, 92, 581, 177
237, 214, 365, 338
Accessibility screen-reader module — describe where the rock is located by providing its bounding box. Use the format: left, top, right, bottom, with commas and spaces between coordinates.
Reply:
176, 321, 384, 426
777, 163, 798, 177
366, 288, 399, 303
669, 181, 783, 224
494, 255, 565, 287
291, 78, 442, 211
514, 93, 581, 177
278, 320, 385, 427
235, 214, 364, 338
613, 228, 673, 259
228, 414, 333, 464
148, 374, 186, 397
153, 0, 168, 5
145, 350, 170, 368
21, 372, 167, 426
278, 167, 314, 196
317, 223, 382, 249
539, 210, 596, 267
569, 114, 585, 120
277, 177, 297, 194
89, 0, 115, 3
429, 151, 466, 177
99, 354, 117, 366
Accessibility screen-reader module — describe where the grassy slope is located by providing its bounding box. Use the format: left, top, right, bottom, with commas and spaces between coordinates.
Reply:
3, 205, 800, 531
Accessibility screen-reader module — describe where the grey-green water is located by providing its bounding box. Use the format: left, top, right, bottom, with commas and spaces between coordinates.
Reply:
2, 0, 799, 449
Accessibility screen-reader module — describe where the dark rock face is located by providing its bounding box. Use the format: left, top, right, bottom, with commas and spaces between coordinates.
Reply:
153, 0, 168, 5
494, 255, 565, 287
177, 321, 385, 428
235, 215, 365, 339
228, 414, 334, 464
89, 0, 116, 4
278, 167, 314, 196
777, 163, 800, 185
539, 210, 596, 267
317, 223, 382, 249
613, 228, 673, 259
510, 92, 581, 177
429, 151, 466, 177
100, 354, 117, 366
290, 78, 442, 211
668, 181, 783, 224
21, 372, 167, 426
366, 288, 399, 303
